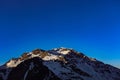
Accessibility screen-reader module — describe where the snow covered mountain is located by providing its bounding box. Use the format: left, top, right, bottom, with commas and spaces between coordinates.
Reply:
0, 47, 120, 80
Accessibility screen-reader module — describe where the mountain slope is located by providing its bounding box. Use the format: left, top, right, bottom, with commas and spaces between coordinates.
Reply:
0, 47, 120, 80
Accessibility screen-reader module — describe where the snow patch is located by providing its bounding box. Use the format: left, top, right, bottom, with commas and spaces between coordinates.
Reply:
30, 53, 40, 58
58, 50, 70, 55
24, 62, 34, 80
43, 54, 59, 61
6, 59, 21, 68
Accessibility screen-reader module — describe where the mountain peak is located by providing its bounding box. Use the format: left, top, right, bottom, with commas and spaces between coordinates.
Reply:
54, 47, 72, 55
0, 47, 120, 80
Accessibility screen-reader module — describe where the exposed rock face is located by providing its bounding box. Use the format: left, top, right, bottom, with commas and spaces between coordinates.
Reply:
0, 47, 120, 80
7, 57, 60, 80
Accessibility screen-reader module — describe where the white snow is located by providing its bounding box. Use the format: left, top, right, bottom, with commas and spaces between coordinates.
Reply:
30, 53, 40, 58
6, 52, 39, 68
58, 50, 70, 55
1, 48, 120, 80
43, 54, 59, 61
52, 47, 71, 55
57, 48, 71, 55
6, 59, 22, 68
53, 48, 58, 51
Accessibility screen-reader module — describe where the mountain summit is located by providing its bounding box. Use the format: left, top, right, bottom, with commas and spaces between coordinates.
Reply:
0, 47, 120, 80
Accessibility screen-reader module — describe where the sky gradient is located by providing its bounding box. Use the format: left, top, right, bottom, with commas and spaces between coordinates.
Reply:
0, 0, 120, 68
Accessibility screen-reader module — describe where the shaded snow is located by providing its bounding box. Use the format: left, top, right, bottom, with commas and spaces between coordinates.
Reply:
24, 62, 34, 80
0, 68, 11, 80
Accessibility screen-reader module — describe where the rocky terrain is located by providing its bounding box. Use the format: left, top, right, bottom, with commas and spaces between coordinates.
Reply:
0, 47, 120, 80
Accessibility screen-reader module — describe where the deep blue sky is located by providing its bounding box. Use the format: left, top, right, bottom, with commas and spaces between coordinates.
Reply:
0, 0, 120, 68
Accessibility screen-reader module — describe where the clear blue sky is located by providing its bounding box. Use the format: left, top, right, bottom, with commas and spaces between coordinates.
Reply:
0, 0, 120, 68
